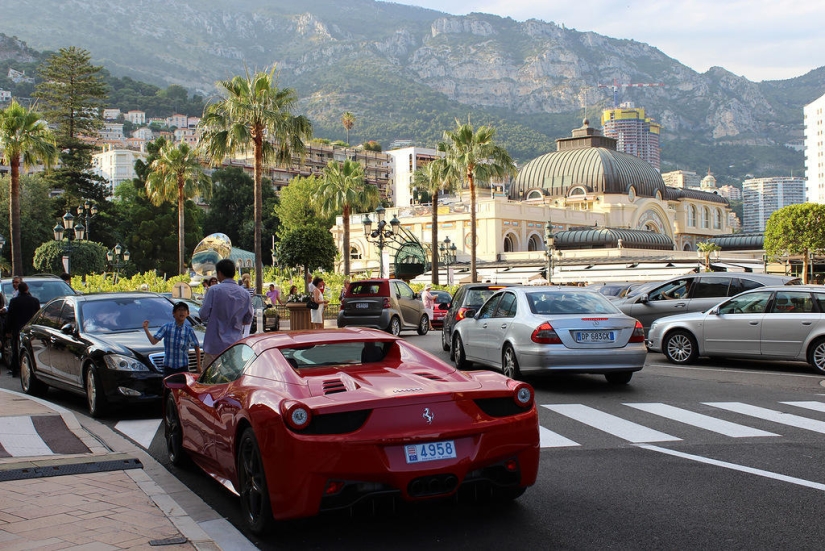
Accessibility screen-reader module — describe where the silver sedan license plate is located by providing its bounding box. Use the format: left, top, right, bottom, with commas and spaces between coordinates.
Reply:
405, 440, 457, 464
576, 330, 615, 343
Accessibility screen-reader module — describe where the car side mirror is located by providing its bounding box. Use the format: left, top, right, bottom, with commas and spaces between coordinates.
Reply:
465, 308, 477, 319
413, 292, 420, 300
60, 323, 76, 335
709, 307, 719, 315
639, 293, 650, 304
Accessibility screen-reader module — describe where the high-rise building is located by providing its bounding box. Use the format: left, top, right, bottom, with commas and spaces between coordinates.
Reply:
804, 92, 825, 203
601, 103, 661, 171
662, 170, 701, 189
741, 177, 806, 233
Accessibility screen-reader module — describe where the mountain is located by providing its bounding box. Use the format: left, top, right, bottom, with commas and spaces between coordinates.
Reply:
1, 0, 820, 182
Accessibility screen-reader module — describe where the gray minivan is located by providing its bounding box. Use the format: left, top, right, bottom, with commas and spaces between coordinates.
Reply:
617, 273, 801, 332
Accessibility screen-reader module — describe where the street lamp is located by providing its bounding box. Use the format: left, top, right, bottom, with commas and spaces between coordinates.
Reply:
76, 200, 98, 241
106, 243, 130, 283
363, 206, 400, 278
53, 211, 86, 274
545, 221, 555, 284
439, 237, 457, 284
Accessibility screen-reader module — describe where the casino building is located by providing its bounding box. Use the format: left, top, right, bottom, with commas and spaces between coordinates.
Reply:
333, 121, 760, 284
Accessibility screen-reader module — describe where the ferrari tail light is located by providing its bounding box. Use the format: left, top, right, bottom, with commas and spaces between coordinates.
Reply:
282, 401, 313, 431
504, 459, 519, 472
513, 383, 534, 408
382, 297, 391, 309
324, 480, 346, 495
531, 322, 562, 344
456, 307, 471, 321
629, 321, 645, 343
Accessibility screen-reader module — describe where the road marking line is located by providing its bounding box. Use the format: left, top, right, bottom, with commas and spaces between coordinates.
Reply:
781, 401, 825, 413
638, 444, 825, 492
543, 404, 680, 443
540, 426, 579, 448
0, 416, 53, 456
705, 402, 825, 433
115, 419, 163, 449
625, 403, 778, 437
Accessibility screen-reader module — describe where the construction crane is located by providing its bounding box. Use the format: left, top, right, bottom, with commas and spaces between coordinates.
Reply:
597, 78, 665, 108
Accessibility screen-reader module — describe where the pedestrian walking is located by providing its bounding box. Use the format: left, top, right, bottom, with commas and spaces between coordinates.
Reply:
199, 259, 253, 368
266, 283, 284, 305
143, 302, 201, 375
421, 284, 435, 330
5, 282, 40, 377
310, 277, 327, 330
241, 273, 255, 297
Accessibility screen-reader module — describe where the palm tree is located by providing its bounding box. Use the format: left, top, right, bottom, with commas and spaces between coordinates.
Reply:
440, 119, 516, 283
0, 100, 58, 276
342, 112, 355, 146
412, 156, 457, 285
198, 67, 312, 294
317, 159, 379, 276
697, 241, 722, 272
146, 140, 211, 275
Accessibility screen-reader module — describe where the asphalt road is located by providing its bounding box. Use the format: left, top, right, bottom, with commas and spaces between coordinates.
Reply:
6, 329, 825, 550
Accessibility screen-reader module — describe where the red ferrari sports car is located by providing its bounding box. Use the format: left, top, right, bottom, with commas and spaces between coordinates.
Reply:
163, 328, 539, 535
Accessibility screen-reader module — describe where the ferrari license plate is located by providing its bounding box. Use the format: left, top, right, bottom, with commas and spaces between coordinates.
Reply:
575, 330, 615, 343
405, 440, 457, 464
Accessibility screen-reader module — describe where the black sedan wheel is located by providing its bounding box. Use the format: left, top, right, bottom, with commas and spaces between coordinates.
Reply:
663, 330, 698, 365
20, 350, 48, 397
237, 428, 273, 536
165, 393, 189, 467
502, 345, 521, 380
808, 338, 825, 375
85, 366, 107, 418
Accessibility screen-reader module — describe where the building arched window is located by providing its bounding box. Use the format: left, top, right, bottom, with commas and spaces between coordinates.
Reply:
349, 246, 362, 260
527, 234, 542, 251
713, 208, 722, 230
701, 207, 710, 229
503, 234, 516, 252
688, 205, 697, 227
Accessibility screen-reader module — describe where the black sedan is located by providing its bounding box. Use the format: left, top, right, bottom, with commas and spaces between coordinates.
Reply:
18, 292, 203, 417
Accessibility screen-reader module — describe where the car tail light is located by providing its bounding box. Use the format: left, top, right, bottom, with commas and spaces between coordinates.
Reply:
282, 400, 312, 431
531, 322, 562, 344
324, 480, 346, 495
456, 307, 471, 321
511, 382, 534, 408
382, 297, 391, 309
629, 320, 645, 343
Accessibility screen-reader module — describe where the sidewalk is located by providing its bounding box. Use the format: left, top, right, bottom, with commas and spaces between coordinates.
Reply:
0, 388, 257, 551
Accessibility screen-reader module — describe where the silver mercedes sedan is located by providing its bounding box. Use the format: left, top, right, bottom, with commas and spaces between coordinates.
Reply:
451, 287, 647, 384
647, 285, 825, 374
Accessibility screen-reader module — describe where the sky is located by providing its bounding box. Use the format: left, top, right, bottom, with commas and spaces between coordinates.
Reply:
382, 0, 824, 82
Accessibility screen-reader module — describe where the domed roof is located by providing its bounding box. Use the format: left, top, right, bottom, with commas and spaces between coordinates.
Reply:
701, 173, 717, 189
511, 146, 667, 199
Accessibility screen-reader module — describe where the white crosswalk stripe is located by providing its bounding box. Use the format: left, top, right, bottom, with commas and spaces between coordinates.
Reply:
543, 404, 681, 443
0, 416, 54, 456
539, 426, 579, 448
782, 401, 825, 414
624, 403, 779, 438
705, 402, 825, 433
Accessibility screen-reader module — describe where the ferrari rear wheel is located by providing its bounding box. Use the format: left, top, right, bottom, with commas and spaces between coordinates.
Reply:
502, 345, 521, 380
237, 428, 273, 536
165, 393, 189, 467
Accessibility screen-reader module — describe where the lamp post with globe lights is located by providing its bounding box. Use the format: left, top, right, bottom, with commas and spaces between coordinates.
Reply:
362, 206, 400, 278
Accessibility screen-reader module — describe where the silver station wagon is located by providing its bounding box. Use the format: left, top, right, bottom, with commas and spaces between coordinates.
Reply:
647, 285, 825, 373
